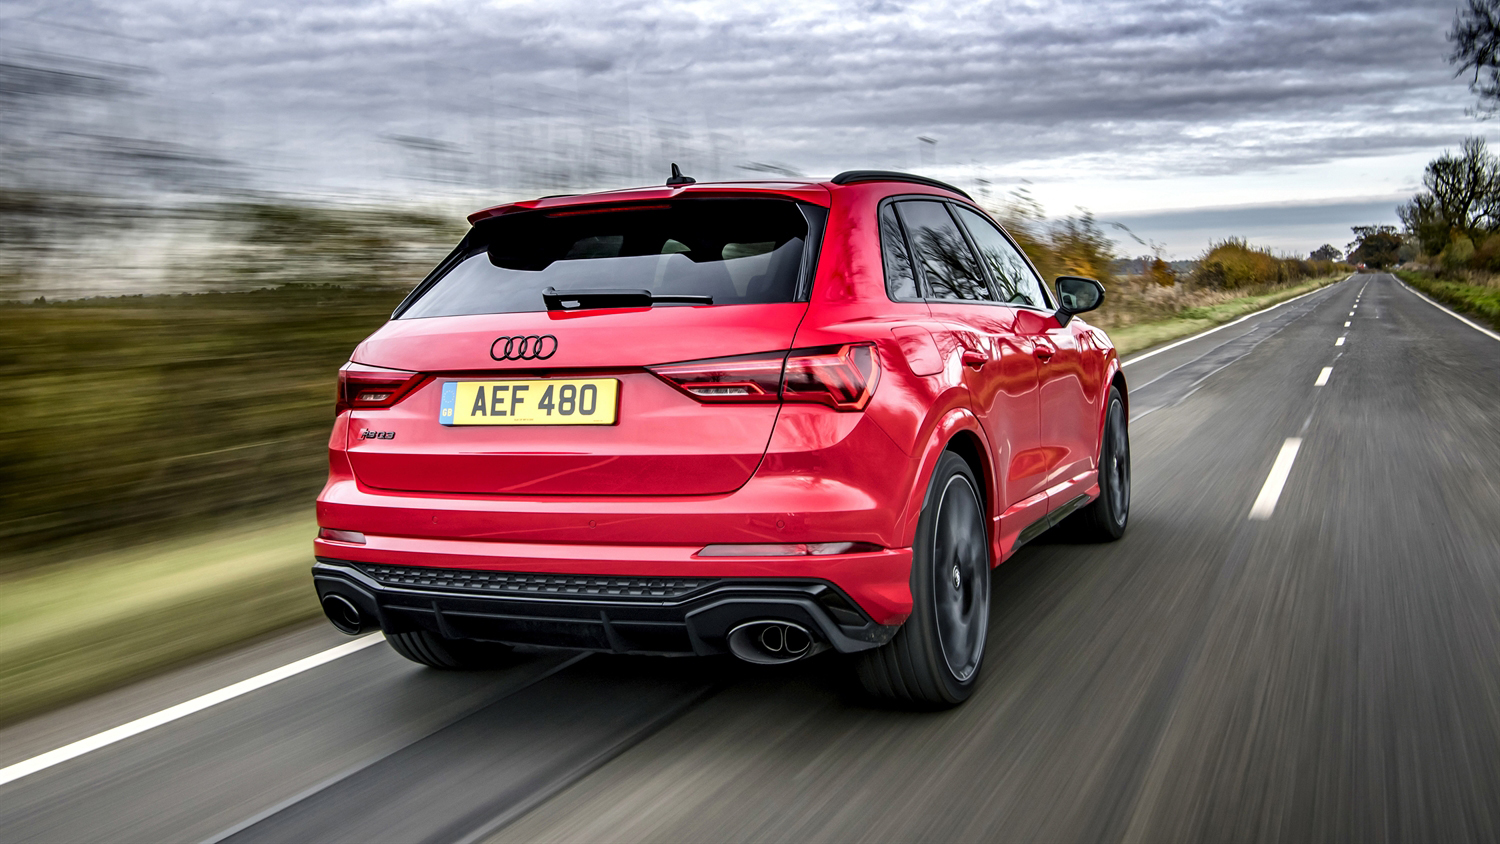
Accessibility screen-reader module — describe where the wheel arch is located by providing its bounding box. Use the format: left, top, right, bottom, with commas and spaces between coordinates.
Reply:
1100, 358, 1127, 441
896, 408, 997, 551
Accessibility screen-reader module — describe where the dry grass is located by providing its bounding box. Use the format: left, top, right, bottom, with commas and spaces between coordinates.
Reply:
1102, 275, 1346, 358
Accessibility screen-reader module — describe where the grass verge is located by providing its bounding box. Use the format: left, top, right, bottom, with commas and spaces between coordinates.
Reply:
1393, 270, 1500, 330
1106, 275, 1347, 358
0, 513, 319, 726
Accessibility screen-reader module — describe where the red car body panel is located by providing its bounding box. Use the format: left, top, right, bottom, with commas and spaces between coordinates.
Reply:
314, 177, 1119, 639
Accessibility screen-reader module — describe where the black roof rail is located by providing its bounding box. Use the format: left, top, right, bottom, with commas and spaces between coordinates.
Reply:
829, 170, 973, 200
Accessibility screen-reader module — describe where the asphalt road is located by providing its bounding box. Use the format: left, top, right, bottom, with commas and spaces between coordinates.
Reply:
3, 273, 1499, 843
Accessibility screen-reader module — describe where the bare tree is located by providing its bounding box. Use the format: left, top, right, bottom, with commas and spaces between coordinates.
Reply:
1398, 137, 1500, 254
1450, 0, 1500, 116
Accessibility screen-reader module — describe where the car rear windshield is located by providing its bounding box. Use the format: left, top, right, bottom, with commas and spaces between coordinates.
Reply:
398, 199, 818, 318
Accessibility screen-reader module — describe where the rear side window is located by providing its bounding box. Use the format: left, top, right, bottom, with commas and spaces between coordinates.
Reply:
894, 200, 993, 302
400, 199, 813, 318
879, 203, 920, 300
952, 206, 1049, 309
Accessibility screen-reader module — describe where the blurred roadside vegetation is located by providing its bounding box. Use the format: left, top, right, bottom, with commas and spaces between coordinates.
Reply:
0, 283, 407, 568
0, 199, 462, 569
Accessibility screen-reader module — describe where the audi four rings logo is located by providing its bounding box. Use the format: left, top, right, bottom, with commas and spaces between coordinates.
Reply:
491, 334, 559, 360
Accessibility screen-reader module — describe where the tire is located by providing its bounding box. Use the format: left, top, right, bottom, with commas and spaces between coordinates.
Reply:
856, 451, 990, 708
385, 629, 514, 670
1058, 386, 1130, 541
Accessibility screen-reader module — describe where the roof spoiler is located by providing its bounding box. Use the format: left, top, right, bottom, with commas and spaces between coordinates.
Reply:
829, 170, 973, 201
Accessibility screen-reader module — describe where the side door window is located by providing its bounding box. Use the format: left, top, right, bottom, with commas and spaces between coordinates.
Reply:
893, 200, 994, 302
952, 206, 1049, 309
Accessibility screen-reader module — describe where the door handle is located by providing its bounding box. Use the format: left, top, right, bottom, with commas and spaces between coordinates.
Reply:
1032, 346, 1054, 363
961, 350, 988, 369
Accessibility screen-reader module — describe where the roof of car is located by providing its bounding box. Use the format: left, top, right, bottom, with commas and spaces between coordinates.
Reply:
466, 172, 972, 224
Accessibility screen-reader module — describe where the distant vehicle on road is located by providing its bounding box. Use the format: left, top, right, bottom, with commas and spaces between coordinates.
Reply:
311, 169, 1129, 707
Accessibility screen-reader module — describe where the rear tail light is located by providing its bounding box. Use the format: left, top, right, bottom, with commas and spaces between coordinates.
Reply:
648, 343, 878, 411
647, 352, 785, 403
336, 362, 428, 415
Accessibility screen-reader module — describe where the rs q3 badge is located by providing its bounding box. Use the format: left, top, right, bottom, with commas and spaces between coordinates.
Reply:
361, 430, 395, 439
491, 335, 558, 361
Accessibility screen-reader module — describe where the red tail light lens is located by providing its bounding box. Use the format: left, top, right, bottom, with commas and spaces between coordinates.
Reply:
782, 344, 879, 410
648, 343, 878, 411
336, 362, 428, 415
646, 352, 786, 403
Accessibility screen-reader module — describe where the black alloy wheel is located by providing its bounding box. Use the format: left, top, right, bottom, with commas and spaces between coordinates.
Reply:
856, 451, 990, 708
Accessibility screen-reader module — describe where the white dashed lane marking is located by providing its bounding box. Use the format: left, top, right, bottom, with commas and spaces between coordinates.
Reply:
1335, 337, 1345, 346
1315, 367, 1332, 386
1249, 437, 1304, 520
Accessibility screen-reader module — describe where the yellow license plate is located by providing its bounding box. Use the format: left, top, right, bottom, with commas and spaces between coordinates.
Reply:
440, 379, 619, 426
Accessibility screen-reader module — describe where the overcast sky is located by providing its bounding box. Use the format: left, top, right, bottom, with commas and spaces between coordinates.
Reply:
3, 0, 1489, 257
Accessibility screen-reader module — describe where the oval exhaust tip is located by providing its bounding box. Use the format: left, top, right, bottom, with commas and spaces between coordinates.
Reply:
321, 593, 368, 635
728, 620, 818, 665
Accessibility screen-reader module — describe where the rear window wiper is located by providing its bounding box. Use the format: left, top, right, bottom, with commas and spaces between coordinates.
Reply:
542, 287, 713, 311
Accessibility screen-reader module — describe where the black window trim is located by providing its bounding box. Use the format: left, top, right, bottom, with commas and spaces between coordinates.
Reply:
793, 203, 829, 302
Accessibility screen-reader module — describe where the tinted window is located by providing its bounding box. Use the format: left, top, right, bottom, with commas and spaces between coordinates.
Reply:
879, 203, 920, 300
953, 206, 1048, 309
401, 199, 811, 318
894, 200, 992, 302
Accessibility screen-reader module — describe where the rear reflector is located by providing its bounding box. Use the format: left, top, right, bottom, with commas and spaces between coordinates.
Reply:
336, 362, 428, 416
318, 528, 367, 544
697, 542, 882, 557
649, 343, 878, 411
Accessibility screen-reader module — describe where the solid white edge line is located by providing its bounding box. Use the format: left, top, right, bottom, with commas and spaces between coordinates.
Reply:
0, 633, 384, 788
1249, 438, 1303, 520
1394, 275, 1500, 342
1314, 366, 1332, 386
1121, 275, 1350, 367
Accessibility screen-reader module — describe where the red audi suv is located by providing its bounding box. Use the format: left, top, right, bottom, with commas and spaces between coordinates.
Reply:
313, 169, 1128, 707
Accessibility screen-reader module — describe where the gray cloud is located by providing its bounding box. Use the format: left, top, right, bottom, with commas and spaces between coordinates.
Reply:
2, 0, 1482, 200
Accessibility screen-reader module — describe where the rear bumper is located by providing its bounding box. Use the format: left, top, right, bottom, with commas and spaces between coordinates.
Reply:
313, 559, 900, 656
313, 531, 914, 624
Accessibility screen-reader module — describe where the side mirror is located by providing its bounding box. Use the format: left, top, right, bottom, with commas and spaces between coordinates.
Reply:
1055, 276, 1104, 326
